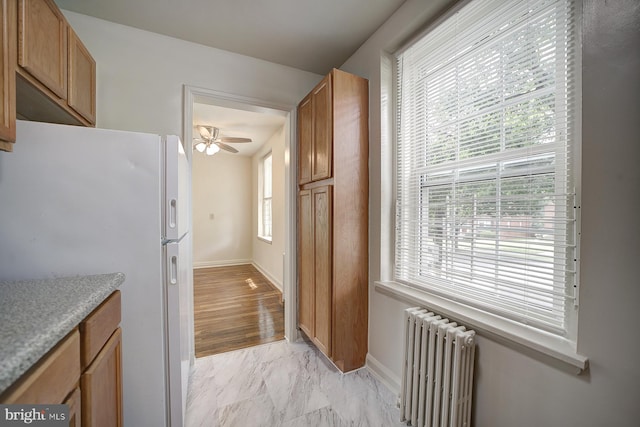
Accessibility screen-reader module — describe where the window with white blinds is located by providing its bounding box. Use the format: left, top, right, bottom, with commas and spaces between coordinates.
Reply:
395, 0, 579, 335
260, 153, 273, 240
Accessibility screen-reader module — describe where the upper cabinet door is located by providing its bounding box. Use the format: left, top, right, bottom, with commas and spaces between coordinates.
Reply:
18, 0, 67, 100
0, 0, 16, 148
298, 95, 312, 185
311, 74, 332, 182
68, 28, 95, 124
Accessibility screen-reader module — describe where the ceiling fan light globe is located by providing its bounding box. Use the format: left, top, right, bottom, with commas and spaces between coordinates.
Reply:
206, 144, 220, 155
195, 142, 206, 152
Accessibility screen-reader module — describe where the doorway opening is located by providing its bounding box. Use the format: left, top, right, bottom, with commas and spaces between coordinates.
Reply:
183, 85, 298, 361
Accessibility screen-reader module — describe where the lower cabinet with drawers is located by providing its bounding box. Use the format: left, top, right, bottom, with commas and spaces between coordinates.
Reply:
0, 290, 122, 427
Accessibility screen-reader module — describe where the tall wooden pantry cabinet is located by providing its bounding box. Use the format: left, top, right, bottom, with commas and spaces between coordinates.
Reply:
297, 68, 368, 372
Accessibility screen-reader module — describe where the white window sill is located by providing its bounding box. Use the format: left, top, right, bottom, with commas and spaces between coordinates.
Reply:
257, 236, 272, 244
374, 280, 588, 373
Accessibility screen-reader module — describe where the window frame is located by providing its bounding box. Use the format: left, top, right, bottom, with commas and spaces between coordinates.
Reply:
380, 0, 586, 370
258, 152, 273, 243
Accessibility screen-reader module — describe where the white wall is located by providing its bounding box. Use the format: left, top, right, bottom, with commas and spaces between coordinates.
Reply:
192, 125, 286, 279
341, 0, 640, 426
60, 12, 321, 427
252, 126, 286, 291
192, 152, 252, 267
62, 11, 321, 137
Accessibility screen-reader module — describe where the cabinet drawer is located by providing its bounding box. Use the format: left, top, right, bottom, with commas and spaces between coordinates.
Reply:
80, 290, 121, 370
0, 328, 80, 404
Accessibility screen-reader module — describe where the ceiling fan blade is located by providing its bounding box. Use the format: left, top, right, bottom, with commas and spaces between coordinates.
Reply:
215, 142, 239, 153
198, 125, 213, 140
193, 138, 206, 142
218, 137, 252, 143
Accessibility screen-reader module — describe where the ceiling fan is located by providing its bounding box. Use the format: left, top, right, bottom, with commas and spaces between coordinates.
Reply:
193, 125, 252, 155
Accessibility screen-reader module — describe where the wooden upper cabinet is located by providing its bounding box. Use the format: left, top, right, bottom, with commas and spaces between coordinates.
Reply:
18, 0, 67, 100
297, 73, 332, 184
311, 75, 332, 182
0, 0, 16, 150
68, 28, 96, 123
0, 0, 97, 147
298, 96, 312, 185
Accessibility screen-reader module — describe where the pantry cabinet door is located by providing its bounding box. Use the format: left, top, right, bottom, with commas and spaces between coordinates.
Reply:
298, 189, 314, 338
312, 185, 332, 356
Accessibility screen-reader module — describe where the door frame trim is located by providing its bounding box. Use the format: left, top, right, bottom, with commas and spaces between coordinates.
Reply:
183, 85, 299, 361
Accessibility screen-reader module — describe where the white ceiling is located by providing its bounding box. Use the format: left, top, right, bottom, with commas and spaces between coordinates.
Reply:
54, 0, 405, 156
54, 0, 406, 76
192, 103, 286, 157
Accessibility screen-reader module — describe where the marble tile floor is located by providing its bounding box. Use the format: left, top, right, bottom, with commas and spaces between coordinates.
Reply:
185, 338, 406, 427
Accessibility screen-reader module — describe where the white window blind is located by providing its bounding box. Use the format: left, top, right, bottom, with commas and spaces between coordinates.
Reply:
395, 0, 578, 335
261, 153, 273, 239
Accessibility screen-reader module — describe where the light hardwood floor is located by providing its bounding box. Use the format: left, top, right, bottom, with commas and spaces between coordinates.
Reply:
194, 264, 284, 358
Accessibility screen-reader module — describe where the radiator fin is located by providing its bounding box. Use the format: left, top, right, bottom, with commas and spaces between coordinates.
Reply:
400, 307, 476, 427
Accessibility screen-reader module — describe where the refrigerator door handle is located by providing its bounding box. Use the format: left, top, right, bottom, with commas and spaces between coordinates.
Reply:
168, 198, 178, 231
162, 135, 188, 242
166, 243, 179, 286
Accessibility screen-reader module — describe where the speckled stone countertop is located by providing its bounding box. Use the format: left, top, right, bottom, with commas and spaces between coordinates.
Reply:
0, 272, 125, 394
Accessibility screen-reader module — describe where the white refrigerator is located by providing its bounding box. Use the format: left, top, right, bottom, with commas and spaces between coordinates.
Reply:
0, 120, 193, 427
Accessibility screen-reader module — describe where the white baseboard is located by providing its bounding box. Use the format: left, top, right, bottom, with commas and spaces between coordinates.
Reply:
251, 261, 283, 293
193, 259, 251, 269
366, 353, 401, 400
